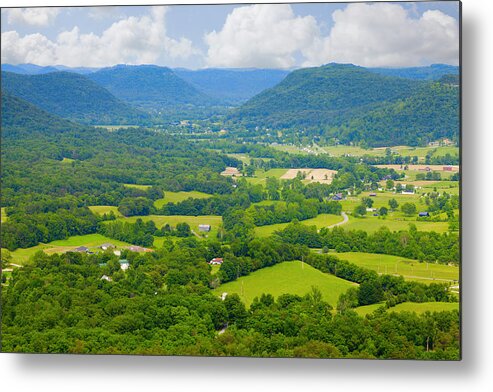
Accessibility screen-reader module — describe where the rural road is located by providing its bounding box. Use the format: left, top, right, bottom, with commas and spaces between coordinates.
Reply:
328, 212, 349, 229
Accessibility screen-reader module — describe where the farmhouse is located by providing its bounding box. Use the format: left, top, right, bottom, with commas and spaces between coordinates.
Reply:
332, 193, 344, 201
198, 224, 211, 232
100, 243, 115, 250
369, 193, 377, 197
119, 260, 130, 270
401, 190, 415, 195
418, 212, 430, 217
209, 258, 224, 265
73, 246, 89, 253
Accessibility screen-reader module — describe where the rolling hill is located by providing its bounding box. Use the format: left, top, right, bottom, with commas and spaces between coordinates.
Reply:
1, 71, 150, 125
1, 91, 83, 136
174, 68, 290, 104
230, 63, 459, 146
87, 64, 215, 110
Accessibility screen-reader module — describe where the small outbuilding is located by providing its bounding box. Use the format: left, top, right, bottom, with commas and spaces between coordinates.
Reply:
100, 243, 115, 251
209, 258, 224, 265
418, 212, 430, 217
198, 224, 211, 232
73, 246, 89, 253
119, 260, 130, 270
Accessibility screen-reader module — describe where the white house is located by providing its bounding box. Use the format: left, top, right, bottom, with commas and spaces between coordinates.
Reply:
119, 260, 130, 270
209, 258, 224, 265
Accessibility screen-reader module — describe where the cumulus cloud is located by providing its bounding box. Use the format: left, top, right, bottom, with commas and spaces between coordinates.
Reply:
204, 4, 319, 68
1, 6, 199, 67
5, 7, 60, 27
303, 3, 459, 67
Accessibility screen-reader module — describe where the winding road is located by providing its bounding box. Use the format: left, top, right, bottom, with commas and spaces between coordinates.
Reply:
327, 212, 349, 229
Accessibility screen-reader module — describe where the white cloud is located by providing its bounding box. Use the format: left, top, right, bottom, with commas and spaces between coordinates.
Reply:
204, 4, 319, 69
6, 8, 60, 27
303, 3, 459, 67
1, 6, 199, 67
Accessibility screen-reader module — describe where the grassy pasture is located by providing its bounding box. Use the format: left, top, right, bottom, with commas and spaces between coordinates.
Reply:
61, 157, 75, 164
334, 252, 459, 283
117, 215, 222, 239
213, 260, 357, 307
343, 216, 449, 233
1, 207, 7, 223
3, 234, 133, 265
123, 183, 152, 190
154, 191, 212, 208
255, 214, 344, 237
88, 206, 123, 217
354, 301, 459, 317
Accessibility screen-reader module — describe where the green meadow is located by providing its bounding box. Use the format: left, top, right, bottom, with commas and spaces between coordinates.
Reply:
343, 216, 450, 233
334, 252, 459, 282
123, 183, 152, 190
88, 205, 123, 217
213, 260, 357, 307
255, 213, 345, 237
1, 207, 7, 223
117, 215, 222, 238
245, 168, 289, 185
154, 190, 212, 208
3, 234, 133, 265
354, 301, 459, 317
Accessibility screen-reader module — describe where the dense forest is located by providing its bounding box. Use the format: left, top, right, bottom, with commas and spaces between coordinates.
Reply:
1, 71, 150, 125
230, 63, 459, 146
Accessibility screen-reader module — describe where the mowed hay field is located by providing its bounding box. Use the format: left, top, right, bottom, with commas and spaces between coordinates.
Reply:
213, 260, 357, 307
88, 206, 123, 217
280, 168, 338, 184
154, 191, 212, 208
354, 301, 459, 317
334, 252, 459, 283
245, 168, 288, 185
3, 234, 133, 265
255, 214, 345, 237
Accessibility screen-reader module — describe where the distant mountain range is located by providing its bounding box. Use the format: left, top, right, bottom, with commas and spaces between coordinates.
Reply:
369, 64, 459, 80
230, 63, 459, 146
2, 71, 150, 125
174, 68, 290, 104
2, 62, 459, 146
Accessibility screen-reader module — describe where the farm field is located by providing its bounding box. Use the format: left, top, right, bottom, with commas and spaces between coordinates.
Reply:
213, 260, 357, 307
2, 234, 133, 265
61, 157, 75, 164
154, 190, 212, 208
354, 301, 459, 317
339, 192, 426, 212
116, 215, 222, 238
255, 213, 345, 237
88, 205, 123, 217
374, 164, 459, 172
272, 144, 459, 161
281, 168, 338, 184
1, 207, 7, 223
343, 216, 449, 233
334, 252, 459, 282
123, 183, 153, 190
245, 168, 288, 185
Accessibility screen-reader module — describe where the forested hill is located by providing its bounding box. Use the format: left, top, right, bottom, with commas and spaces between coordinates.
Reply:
1, 91, 83, 135
230, 63, 459, 147
369, 64, 459, 80
87, 64, 216, 110
1, 71, 150, 125
174, 68, 290, 104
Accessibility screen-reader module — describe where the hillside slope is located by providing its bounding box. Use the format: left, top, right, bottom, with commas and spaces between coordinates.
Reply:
2, 71, 150, 125
230, 63, 459, 146
87, 65, 215, 110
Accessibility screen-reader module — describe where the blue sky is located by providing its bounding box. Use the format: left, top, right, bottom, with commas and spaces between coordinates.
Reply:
1, 2, 460, 69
